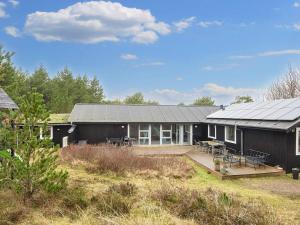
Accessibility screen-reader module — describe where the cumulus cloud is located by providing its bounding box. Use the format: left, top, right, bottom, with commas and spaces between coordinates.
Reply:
24, 1, 171, 44
8, 0, 19, 7
198, 20, 223, 28
121, 54, 138, 60
4, 26, 21, 37
0, 2, 7, 18
173, 17, 196, 32
146, 83, 263, 105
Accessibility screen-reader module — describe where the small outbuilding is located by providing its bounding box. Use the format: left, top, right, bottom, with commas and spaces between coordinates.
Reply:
205, 98, 300, 172
68, 104, 219, 146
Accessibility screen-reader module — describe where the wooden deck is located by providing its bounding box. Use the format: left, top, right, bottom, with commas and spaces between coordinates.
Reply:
186, 150, 284, 180
133, 145, 193, 156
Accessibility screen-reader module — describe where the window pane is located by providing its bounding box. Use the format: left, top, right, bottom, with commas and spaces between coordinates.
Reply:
140, 139, 149, 145
140, 131, 149, 138
162, 138, 171, 144
151, 124, 160, 145
226, 126, 235, 141
183, 125, 190, 143
140, 124, 149, 130
162, 124, 171, 130
162, 131, 171, 138
209, 125, 215, 137
129, 124, 139, 139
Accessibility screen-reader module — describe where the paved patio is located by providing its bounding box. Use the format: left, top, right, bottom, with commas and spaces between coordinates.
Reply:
133, 146, 284, 179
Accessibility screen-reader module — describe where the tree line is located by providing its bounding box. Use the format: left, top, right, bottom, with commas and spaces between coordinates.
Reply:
1, 45, 299, 112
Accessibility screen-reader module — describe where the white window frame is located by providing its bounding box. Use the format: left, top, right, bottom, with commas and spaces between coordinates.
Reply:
296, 128, 300, 155
208, 124, 216, 139
224, 125, 236, 144
139, 124, 150, 145
40, 126, 53, 140
161, 124, 172, 145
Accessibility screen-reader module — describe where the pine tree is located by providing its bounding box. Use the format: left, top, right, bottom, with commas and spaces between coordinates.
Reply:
0, 90, 68, 202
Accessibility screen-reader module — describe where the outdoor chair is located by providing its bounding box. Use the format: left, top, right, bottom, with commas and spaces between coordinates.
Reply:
223, 147, 241, 167
202, 142, 211, 154
212, 145, 224, 160
244, 149, 271, 169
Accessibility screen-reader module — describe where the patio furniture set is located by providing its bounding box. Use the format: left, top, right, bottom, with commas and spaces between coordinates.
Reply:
106, 137, 136, 146
196, 141, 271, 169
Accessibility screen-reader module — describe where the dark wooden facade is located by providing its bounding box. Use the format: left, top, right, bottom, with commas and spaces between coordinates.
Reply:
74, 123, 128, 144
208, 123, 300, 172
52, 124, 72, 147
193, 123, 208, 143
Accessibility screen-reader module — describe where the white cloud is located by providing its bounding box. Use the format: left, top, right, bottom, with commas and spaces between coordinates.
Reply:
173, 17, 196, 32
294, 2, 300, 7
201, 63, 239, 71
146, 83, 263, 105
0, 2, 7, 18
8, 0, 19, 7
293, 23, 300, 30
230, 49, 300, 59
176, 77, 183, 81
228, 55, 254, 59
198, 20, 223, 28
135, 61, 165, 67
121, 53, 138, 60
258, 49, 300, 56
4, 26, 21, 37
24, 1, 171, 44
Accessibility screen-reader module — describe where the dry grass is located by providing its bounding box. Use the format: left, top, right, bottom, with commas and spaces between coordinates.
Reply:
0, 147, 299, 225
60, 144, 195, 178
152, 184, 282, 225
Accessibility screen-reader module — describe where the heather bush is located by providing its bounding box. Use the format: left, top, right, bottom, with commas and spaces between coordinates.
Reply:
61, 187, 89, 211
152, 185, 282, 225
107, 182, 137, 197
61, 144, 194, 178
91, 191, 132, 216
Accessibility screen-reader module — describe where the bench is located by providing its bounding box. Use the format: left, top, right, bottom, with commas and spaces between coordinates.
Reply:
244, 149, 271, 169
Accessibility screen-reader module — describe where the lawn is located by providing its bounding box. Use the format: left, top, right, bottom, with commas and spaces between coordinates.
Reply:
1, 145, 299, 225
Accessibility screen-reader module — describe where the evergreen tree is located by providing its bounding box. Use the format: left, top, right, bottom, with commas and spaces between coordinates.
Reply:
0, 90, 68, 201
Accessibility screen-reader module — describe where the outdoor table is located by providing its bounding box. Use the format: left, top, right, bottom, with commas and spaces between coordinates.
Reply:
201, 141, 225, 154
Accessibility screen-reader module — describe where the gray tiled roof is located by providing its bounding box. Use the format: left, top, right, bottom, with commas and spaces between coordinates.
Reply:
206, 98, 300, 130
0, 88, 18, 109
69, 104, 219, 123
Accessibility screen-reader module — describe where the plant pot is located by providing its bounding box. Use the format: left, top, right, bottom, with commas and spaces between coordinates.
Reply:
214, 164, 220, 171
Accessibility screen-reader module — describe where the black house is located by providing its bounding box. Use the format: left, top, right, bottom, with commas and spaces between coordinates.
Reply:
68, 104, 219, 146
205, 98, 300, 172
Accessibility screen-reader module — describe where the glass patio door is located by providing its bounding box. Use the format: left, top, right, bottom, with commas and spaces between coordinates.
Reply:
139, 124, 150, 145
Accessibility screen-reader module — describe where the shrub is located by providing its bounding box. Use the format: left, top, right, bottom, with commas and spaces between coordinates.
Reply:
107, 182, 137, 197
61, 144, 194, 178
152, 185, 282, 225
61, 187, 89, 211
91, 191, 132, 216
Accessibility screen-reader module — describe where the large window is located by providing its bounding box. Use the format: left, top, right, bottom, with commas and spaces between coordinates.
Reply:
139, 124, 150, 145
225, 125, 236, 144
151, 124, 160, 145
296, 128, 300, 155
161, 124, 172, 144
208, 124, 216, 139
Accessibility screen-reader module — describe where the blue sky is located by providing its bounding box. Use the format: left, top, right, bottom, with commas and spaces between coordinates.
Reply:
1, 0, 300, 104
